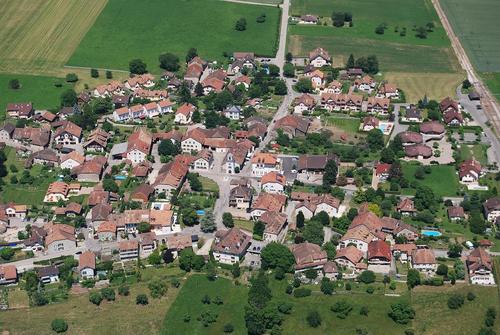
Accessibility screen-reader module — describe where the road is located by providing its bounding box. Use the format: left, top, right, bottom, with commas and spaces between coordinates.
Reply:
9, 246, 85, 273
431, 0, 500, 136
388, 104, 409, 142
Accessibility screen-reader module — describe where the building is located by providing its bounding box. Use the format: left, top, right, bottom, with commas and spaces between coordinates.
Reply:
60, 151, 85, 170
131, 184, 154, 203
229, 185, 253, 209
397, 198, 417, 216
295, 193, 341, 219
375, 163, 391, 182
12, 127, 50, 149
398, 131, 423, 146
37, 266, 59, 284
53, 121, 82, 145
45, 223, 76, 254
261, 171, 286, 194
166, 234, 193, 258
44, 182, 70, 202
411, 248, 437, 274
275, 115, 310, 138
251, 153, 279, 176
439, 97, 460, 114
297, 154, 339, 178
0, 123, 15, 141
309, 47, 331, 68
404, 144, 433, 159
175, 103, 195, 124
466, 248, 494, 285
403, 105, 423, 123
126, 128, 152, 165
291, 242, 327, 273
377, 83, 399, 99
79, 251, 96, 279
212, 228, 252, 265
354, 75, 376, 93
0, 265, 18, 285
299, 14, 319, 24
119, 240, 140, 260
153, 160, 188, 199
443, 110, 464, 126
483, 197, 500, 222
97, 221, 117, 241
6, 102, 33, 119
260, 211, 288, 242
193, 150, 214, 170
361, 116, 379, 132
334, 245, 365, 271
459, 159, 482, 183
224, 105, 242, 120
366, 97, 390, 115
447, 206, 465, 221
367, 240, 391, 273
392, 243, 417, 263
72, 156, 106, 182
420, 121, 445, 142
250, 193, 287, 219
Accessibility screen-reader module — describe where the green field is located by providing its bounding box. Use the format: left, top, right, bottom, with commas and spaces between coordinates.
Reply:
324, 116, 361, 133
458, 144, 489, 165
0, 73, 73, 119
401, 163, 460, 197
481, 72, 500, 101
161, 275, 248, 335
68, 0, 281, 71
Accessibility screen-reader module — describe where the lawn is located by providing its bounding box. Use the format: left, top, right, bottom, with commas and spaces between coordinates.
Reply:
324, 116, 361, 134
0, 73, 73, 119
68, 0, 281, 71
401, 163, 460, 197
411, 284, 500, 335
0, 0, 107, 76
458, 144, 489, 165
161, 275, 248, 335
199, 176, 219, 193
481, 72, 500, 102
234, 219, 255, 233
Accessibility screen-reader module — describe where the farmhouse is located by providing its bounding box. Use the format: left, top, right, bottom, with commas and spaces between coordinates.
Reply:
6, 102, 33, 119
31, 149, 59, 167
295, 193, 341, 219
293, 94, 316, 114
275, 115, 310, 138
439, 97, 460, 114
153, 160, 188, 199
411, 248, 437, 274
126, 128, 152, 165
60, 151, 85, 170
334, 245, 365, 271
212, 228, 252, 265
367, 240, 391, 273
309, 47, 331, 68
297, 154, 338, 178
251, 152, 279, 176
229, 185, 253, 209
83, 128, 111, 152
0, 123, 15, 141
13, 127, 51, 149
193, 149, 214, 170
459, 159, 482, 183
53, 121, 82, 145
361, 116, 379, 132
392, 243, 417, 263
447, 206, 465, 221
250, 193, 287, 219
72, 156, 106, 182
299, 14, 319, 24
443, 110, 464, 126
466, 248, 495, 285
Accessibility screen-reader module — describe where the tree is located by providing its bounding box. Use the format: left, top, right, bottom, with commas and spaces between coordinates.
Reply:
231, 262, 241, 278
222, 212, 234, 228
181, 207, 198, 227
100, 287, 116, 301
206, 262, 217, 281
323, 159, 338, 187
194, 82, 204, 96
9, 79, 20, 89
51, 319, 68, 333
106, 70, 113, 79
187, 173, 202, 191
358, 270, 375, 284
60, 89, 77, 107
253, 221, 265, 238
214, 90, 234, 111
256, 13, 266, 23
346, 54, 355, 68
415, 166, 425, 180
118, 285, 130, 296
158, 139, 180, 156
296, 211, 305, 229
375, 24, 386, 34
303, 220, 324, 245
286, 52, 293, 62
148, 279, 167, 298
366, 129, 384, 151
407, 269, 421, 289
129, 59, 147, 74
295, 78, 313, 93
65, 73, 78, 82
248, 272, 272, 309
90, 68, 99, 78
447, 243, 463, 258
159, 53, 180, 71
469, 210, 486, 234
416, 26, 428, 39
436, 264, 448, 276
360, 306, 369, 316
148, 249, 162, 265
314, 211, 330, 226
388, 303, 415, 324
186, 47, 198, 63
224, 323, 235, 333
89, 291, 103, 306
466, 292, 476, 301
462, 79, 472, 90
235, 17, 247, 31
331, 300, 353, 318
447, 294, 465, 309
283, 63, 295, 77
0, 247, 15, 260
320, 277, 335, 295
136, 294, 149, 305
307, 311, 322, 328
268, 64, 280, 77
200, 210, 216, 233
102, 177, 119, 193
274, 80, 287, 95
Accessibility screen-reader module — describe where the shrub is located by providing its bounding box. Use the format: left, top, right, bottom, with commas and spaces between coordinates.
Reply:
51, 319, 68, 333
345, 282, 352, 291
467, 292, 476, 301
360, 306, 369, 316
89, 292, 103, 306
100, 288, 115, 301
331, 300, 353, 319
224, 323, 234, 333
388, 302, 415, 324
65, 73, 78, 82
171, 278, 181, 288
293, 288, 312, 298
366, 286, 374, 294
285, 285, 293, 294
358, 270, 375, 284
278, 302, 293, 314
118, 285, 130, 296
202, 294, 211, 304
136, 294, 149, 305
148, 279, 167, 298
9, 79, 20, 89
306, 311, 322, 328
106, 70, 113, 79
447, 294, 465, 309
90, 68, 99, 78
320, 277, 335, 295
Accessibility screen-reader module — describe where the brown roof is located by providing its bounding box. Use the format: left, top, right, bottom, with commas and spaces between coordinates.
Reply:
72, 157, 106, 176
131, 184, 154, 202
90, 199, 113, 219
44, 223, 75, 246
97, 221, 117, 233
294, 94, 316, 107
6, 103, 32, 116
154, 160, 188, 188
260, 211, 287, 235
61, 151, 85, 165
350, 211, 383, 232
309, 47, 331, 61
54, 121, 82, 139
13, 127, 50, 147
484, 197, 500, 213
335, 245, 363, 265
78, 251, 96, 271
213, 228, 251, 256
202, 77, 225, 92
275, 115, 310, 135
466, 248, 492, 272
420, 121, 445, 135
166, 234, 192, 251
149, 209, 174, 228
439, 97, 459, 112
46, 182, 69, 197
127, 128, 152, 155
447, 206, 465, 218
291, 242, 327, 270
233, 52, 255, 60
368, 240, 391, 260
397, 198, 416, 212
32, 148, 59, 163
412, 248, 435, 265
297, 154, 338, 171
54, 202, 82, 215
251, 152, 278, 165
392, 243, 417, 254
404, 144, 432, 158
367, 97, 390, 109
261, 171, 286, 186
0, 265, 17, 281
176, 103, 196, 116
119, 240, 139, 251
459, 159, 481, 179
252, 193, 287, 212
398, 131, 423, 144
363, 116, 379, 128
443, 110, 464, 124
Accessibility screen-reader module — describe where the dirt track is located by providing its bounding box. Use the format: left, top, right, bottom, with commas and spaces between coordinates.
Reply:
432, 0, 500, 136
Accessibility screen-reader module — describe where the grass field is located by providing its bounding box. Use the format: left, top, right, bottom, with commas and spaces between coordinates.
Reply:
0, 0, 107, 76
161, 275, 248, 335
324, 116, 361, 134
481, 72, 500, 101
199, 176, 219, 193
401, 163, 460, 197
68, 0, 280, 72
458, 144, 489, 165
384, 72, 464, 102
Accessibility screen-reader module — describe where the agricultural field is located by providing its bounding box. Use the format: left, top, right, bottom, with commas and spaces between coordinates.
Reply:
68, 0, 281, 72
401, 163, 460, 197
0, 0, 107, 76
481, 72, 500, 101
0, 73, 73, 119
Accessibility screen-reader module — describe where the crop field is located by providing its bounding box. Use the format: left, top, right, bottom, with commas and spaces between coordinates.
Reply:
68, 0, 281, 72
0, 0, 107, 76
481, 72, 500, 101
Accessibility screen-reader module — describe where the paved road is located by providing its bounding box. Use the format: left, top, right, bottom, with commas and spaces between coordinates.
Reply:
388, 104, 409, 142
8, 246, 85, 273
432, 0, 500, 136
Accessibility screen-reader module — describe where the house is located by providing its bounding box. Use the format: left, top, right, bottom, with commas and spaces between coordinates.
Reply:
119, 240, 140, 260
131, 184, 154, 203
139, 232, 157, 258
439, 97, 460, 114
309, 47, 331, 68
224, 105, 242, 120
36, 110, 57, 123
297, 154, 339, 178
291, 242, 327, 273
202, 77, 225, 95
193, 149, 213, 170
0, 265, 18, 285
346, 68, 364, 79
113, 106, 131, 122
234, 75, 251, 89
377, 83, 399, 99
366, 97, 390, 115
392, 243, 417, 263
293, 94, 316, 114
411, 248, 437, 274
58, 105, 80, 120
223, 145, 248, 174
323, 262, 339, 280
166, 234, 193, 258
37, 266, 59, 284
398, 131, 423, 146
79, 251, 96, 279
367, 240, 391, 273
361, 116, 380, 132
260, 211, 288, 242
150, 208, 178, 235
443, 110, 464, 126
112, 95, 130, 109
483, 197, 500, 222
375, 162, 391, 182
299, 14, 319, 24
44, 223, 76, 254
143, 102, 160, 118
91, 203, 113, 227
397, 198, 417, 216
448, 206, 465, 221
334, 246, 364, 270
466, 248, 495, 285
96, 221, 117, 241
338, 224, 380, 255
251, 153, 279, 176
403, 105, 423, 123
93, 81, 125, 97
459, 159, 482, 183
322, 80, 343, 95
261, 171, 286, 194
72, 156, 106, 182
212, 228, 252, 265
44, 182, 70, 202
6, 102, 33, 119
250, 193, 287, 219
404, 144, 433, 159
354, 75, 376, 93
420, 121, 446, 141
174, 103, 195, 124
307, 69, 325, 90
83, 128, 111, 153
31, 148, 59, 166
13, 127, 51, 149
0, 203, 28, 220
153, 160, 189, 199
125, 74, 155, 90
296, 193, 341, 219
60, 151, 85, 170
0, 123, 15, 142
275, 115, 310, 138
229, 185, 253, 209
53, 121, 82, 145
54, 202, 82, 217
126, 128, 152, 165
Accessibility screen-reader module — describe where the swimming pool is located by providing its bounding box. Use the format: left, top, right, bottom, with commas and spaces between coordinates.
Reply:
421, 229, 442, 237
196, 210, 206, 216
114, 175, 127, 180
378, 124, 388, 132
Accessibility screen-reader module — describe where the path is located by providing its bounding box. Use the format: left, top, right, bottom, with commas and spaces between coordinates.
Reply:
432, 0, 500, 136
219, 0, 278, 6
